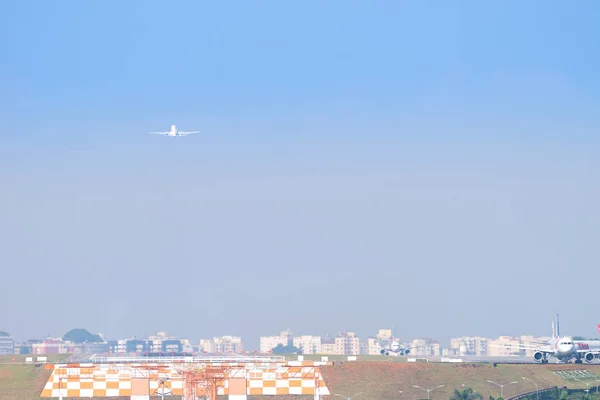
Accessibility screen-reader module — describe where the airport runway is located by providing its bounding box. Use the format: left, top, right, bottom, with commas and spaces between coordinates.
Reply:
428, 355, 600, 364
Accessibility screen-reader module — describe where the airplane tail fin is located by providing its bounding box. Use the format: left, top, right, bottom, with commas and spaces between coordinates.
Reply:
552, 314, 560, 340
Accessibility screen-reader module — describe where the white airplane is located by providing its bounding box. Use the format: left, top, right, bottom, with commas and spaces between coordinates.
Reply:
150, 124, 201, 137
491, 314, 600, 364
378, 327, 412, 356
380, 339, 411, 356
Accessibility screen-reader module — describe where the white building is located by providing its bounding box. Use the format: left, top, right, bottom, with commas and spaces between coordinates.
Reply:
320, 337, 337, 355
376, 329, 393, 342
450, 336, 488, 356
521, 335, 552, 357
259, 330, 292, 353
0, 331, 14, 355
364, 337, 383, 355
335, 331, 360, 355
213, 336, 243, 354
487, 336, 522, 356
293, 336, 321, 354
199, 339, 214, 353
198, 336, 243, 354
410, 338, 440, 356
146, 332, 193, 353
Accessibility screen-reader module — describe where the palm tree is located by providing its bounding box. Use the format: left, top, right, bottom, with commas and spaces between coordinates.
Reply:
450, 387, 484, 400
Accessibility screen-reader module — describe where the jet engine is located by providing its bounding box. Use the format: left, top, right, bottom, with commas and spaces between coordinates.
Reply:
380, 349, 389, 356
533, 351, 544, 362
585, 352, 595, 363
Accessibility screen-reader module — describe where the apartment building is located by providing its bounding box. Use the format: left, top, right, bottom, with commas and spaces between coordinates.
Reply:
198, 336, 244, 354
213, 336, 243, 353
410, 338, 440, 356
335, 331, 360, 355
109, 332, 192, 354
320, 337, 337, 355
199, 339, 215, 353
31, 338, 68, 354
487, 336, 521, 356
259, 330, 292, 353
364, 337, 384, 355
293, 336, 322, 355
450, 336, 488, 356
520, 335, 552, 357
376, 329, 393, 342
0, 331, 14, 355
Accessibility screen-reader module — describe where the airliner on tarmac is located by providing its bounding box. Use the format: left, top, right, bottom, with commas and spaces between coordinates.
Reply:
150, 124, 201, 137
377, 327, 411, 356
380, 339, 411, 356
492, 315, 600, 364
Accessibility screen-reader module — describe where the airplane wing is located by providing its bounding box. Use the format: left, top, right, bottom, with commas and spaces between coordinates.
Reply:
488, 343, 554, 354
178, 130, 201, 135
575, 348, 600, 355
150, 131, 169, 135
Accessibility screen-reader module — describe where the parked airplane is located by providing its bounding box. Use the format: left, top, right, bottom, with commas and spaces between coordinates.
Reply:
492, 314, 600, 364
150, 124, 201, 137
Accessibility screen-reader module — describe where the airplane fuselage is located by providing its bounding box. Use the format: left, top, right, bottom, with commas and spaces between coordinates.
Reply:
150, 123, 201, 137
554, 338, 576, 361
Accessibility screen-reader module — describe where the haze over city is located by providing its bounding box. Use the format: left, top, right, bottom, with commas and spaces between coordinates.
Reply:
1, 0, 599, 350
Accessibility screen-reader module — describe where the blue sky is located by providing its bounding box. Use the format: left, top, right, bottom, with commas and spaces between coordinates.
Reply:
1, 1, 599, 347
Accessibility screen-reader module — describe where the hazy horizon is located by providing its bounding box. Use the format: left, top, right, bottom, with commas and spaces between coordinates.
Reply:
1, 1, 599, 349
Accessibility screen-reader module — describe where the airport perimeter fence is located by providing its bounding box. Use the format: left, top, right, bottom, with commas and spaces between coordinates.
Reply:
506, 387, 597, 400
507, 387, 558, 400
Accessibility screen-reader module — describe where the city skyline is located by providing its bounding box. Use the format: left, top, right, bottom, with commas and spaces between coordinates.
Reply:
4, 323, 600, 352
2, 1, 600, 347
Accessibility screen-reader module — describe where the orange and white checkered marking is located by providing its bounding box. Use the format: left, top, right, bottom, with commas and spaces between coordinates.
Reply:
40, 361, 330, 398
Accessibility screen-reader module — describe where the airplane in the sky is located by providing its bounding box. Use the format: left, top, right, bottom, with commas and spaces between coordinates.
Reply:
491, 314, 600, 364
150, 124, 201, 137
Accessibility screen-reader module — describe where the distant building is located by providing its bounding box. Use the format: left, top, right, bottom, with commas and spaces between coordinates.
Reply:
487, 336, 521, 356
376, 329, 393, 342
145, 332, 193, 353
293, 336, 322, 354
364, 337, 383, 355
450, 337, 488, 356
320, 336, 336, 355
0, 331, 14, 355
410, 338, 440, 356
259, 330, 292, 353
368, 328, 395, 355
335, 331, 360, 355
521, 335, 551, 357
32, 338, 68, 355
199, 339, 215, 353
108, 332, 192, 355
212, 336, 243, 354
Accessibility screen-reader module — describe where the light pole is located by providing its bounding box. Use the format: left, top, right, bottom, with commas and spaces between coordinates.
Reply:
574, 378, 590, 394
487, 380, 518, 398
522, 377, 539, 400
413, 384, 445, 400
333, 393, 364, 400
155, 378, 170, 400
